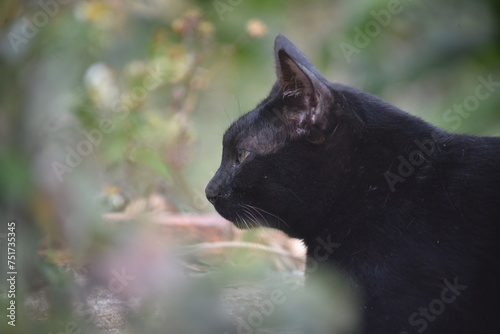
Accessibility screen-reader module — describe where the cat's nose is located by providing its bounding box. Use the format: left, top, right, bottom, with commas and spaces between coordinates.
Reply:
205, 182, 219, 204
206, 193, 218, 204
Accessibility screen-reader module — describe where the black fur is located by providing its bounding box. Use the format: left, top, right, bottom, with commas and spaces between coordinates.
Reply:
206, 35, 500, 334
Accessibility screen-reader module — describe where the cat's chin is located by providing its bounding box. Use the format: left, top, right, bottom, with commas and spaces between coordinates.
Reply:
212, 203, 263, 230
212, 204, 241, 226
215, 211, 254, 229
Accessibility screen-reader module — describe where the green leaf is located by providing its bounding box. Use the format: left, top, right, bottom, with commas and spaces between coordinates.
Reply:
130, 147, 171, 181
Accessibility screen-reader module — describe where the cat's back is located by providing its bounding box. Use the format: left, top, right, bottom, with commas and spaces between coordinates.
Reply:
436, 133, 500, 220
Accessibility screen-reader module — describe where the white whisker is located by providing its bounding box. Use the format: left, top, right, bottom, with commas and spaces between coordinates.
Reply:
243, 203, 289, 228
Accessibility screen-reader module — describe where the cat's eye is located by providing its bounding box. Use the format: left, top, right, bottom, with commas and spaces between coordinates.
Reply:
237, 149, 251, 164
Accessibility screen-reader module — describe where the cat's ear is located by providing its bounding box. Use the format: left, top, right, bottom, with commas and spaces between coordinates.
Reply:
274, 35, 333, 137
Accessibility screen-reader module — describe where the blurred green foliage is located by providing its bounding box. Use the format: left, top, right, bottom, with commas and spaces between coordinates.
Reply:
0, 0, 499, 333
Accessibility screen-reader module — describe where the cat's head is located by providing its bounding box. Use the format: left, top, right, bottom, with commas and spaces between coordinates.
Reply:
205, 35, 390, 238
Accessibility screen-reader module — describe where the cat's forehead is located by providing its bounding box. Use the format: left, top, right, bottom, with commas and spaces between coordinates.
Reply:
223, 109, 261, 147
223, 105, 284, 154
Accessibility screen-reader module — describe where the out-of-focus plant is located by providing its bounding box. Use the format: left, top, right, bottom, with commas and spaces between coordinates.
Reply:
325, 0, 500, 135
0, 2, 222, 333
73, 5, 216, 212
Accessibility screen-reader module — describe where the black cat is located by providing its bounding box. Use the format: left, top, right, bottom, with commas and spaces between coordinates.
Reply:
206, 35, 500, 334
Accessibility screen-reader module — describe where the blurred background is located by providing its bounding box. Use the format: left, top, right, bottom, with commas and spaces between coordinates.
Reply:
1, 0, 499, 333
